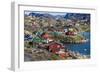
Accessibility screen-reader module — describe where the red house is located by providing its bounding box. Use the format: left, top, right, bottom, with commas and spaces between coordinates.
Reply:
48, 42, 64, 53
41, 33, 51, 39
65, 31, 75, 36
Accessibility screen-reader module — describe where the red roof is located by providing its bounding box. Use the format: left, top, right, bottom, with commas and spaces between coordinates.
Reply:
65, 31, 74, 35
49, 43, 64, 53
41, 33, 51, 39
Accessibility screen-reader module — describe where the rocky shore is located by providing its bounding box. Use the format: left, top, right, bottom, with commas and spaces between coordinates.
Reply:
24, 47, 90, 61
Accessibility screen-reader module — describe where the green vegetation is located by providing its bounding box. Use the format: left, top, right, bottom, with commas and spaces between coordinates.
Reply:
50, 54, 61, 60
79, 24, 90, 32
61, 34, 85, 43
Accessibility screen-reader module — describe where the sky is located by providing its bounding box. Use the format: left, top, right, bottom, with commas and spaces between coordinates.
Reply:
24, 11, 67, 16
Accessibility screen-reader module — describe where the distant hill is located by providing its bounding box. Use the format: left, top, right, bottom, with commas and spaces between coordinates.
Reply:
29, 12, 55, 19
64, 13, 90, 21
26, 12, 90, 23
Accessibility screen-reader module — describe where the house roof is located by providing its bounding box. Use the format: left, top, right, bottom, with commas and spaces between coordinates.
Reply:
41, 33, 51, 39
48, 42, 64, 53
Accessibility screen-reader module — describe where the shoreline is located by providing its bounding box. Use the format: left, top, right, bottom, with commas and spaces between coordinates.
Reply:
24, 47, 90, 61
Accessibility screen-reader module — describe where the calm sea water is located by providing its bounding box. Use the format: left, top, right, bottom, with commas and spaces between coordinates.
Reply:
65, 32, 90, 55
